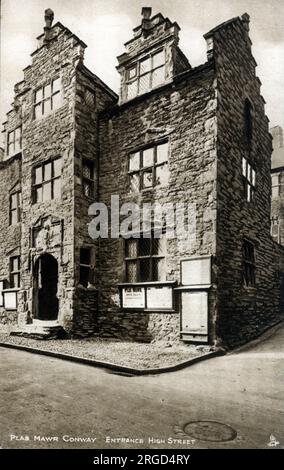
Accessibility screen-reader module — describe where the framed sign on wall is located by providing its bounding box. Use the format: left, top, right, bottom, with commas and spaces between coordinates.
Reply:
120, 282, 176, 311
181, 255, 211, 287
3, 290, 18, 310
122, 287, 145, 309
181, 290, 208, 342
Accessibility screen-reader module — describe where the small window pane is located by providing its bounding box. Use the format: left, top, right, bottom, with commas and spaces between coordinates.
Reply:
35, 88, 43, 103
156, 164, 169, 187
152, 66, 165, 88
44, 83, 51, 98
152, 50, 165, 69
139, 259, 151, 281
12, 257, 19, 271
35, 167, 42, 185
52, 92, 61, 110
128, 66, 137, 80
139, 238, 151, 256
152, 258, 165, 281
85, 89, 94, 107
15, 127, 21, 140
126, 261, 137, 283
52, 78, 60, 93
54, 158, 62, 177
35, 187, 42, 203
127, 80, 138, 99
140, 57, 151, 74
142, 148, 154, 167
11, 211, 18, 225
130, 173, 140, 192
157, 142, 168, 163
126, 239, 137, 258
242, 157, 247, 177
252, 168, 256, 186
35, 103, 42, 119
152, 237, 165, 255
80, 266, 90, 287
80, 248, 91, 265
83, 181, 93, 197
272, 186, 279, 198
129, 152, 140, 171
44, 162, 52, 181
139, 73, 151, 94
43, 182, 52, 201
8, 143, 14, 156
14, 140, 21, 153
11, 194, 17, 209
7, 132, 13, 144
83, 161, 94, 180
44, 98, 52, 114
53, 178, 61, 199
142, 169, 153, 188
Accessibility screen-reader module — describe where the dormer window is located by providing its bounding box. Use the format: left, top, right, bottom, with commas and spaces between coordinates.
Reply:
126, 50, 165, 100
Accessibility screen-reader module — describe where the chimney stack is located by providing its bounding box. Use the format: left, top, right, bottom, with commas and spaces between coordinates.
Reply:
141, 7, 152, 31
43, 8, 54, 44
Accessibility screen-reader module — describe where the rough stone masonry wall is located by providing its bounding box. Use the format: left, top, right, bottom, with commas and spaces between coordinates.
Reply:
0, 156, 21, 325
2, 26, 85, 331
72, 67, 116, 336
98, 65, 218, 343
213, 18, 283, 348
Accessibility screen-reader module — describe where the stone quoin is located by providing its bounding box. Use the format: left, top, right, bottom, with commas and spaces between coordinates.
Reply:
0, 7, 283, 349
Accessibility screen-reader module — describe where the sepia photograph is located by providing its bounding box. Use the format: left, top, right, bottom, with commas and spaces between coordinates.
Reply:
0, 0, 283, 460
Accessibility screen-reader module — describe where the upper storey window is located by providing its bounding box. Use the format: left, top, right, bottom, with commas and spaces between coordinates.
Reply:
7, 127, 22, 157
126, 50, 165, 100
33, 157, 62, 203
34, 77, 61, 119
129, 141, 169, 191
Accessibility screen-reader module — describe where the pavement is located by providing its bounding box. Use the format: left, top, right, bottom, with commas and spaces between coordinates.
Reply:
0, 323, 283, 450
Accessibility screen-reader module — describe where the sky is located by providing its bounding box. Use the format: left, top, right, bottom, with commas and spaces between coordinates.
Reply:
0, 0, 284, 146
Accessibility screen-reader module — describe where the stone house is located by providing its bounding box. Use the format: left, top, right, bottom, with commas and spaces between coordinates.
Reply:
0, 8, 283, 348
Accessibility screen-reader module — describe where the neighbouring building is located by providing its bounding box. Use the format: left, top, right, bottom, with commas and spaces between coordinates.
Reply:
0, 8, 283, 348
271, 126, 284, 244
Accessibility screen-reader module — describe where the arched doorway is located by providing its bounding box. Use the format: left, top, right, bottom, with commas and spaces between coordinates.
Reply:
34, 254, 59, 321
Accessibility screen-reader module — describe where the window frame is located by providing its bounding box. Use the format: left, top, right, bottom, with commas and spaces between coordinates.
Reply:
10, 256, 21, 289
32, 157, 62, 204
242, 157, 256, 202
9, 191, 22, 225
129, 141, 169, 191
272, 173, 280, 198
124, 234, 166, 283
33, 77, 61, 119
82, 159, 95, 198
7, 126, 22, 157
126, 49, 166, 99
243, 239, 256, 288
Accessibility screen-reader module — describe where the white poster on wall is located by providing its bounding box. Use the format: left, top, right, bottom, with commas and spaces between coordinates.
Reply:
122, 287, 145, 308
181, 291, 208, 334
3, 291, 17, 310
146, 286, 173, 310
181, 256, 211, 286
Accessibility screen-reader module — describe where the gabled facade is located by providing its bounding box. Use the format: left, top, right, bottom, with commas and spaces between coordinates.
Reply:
0, 8, 283, 348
